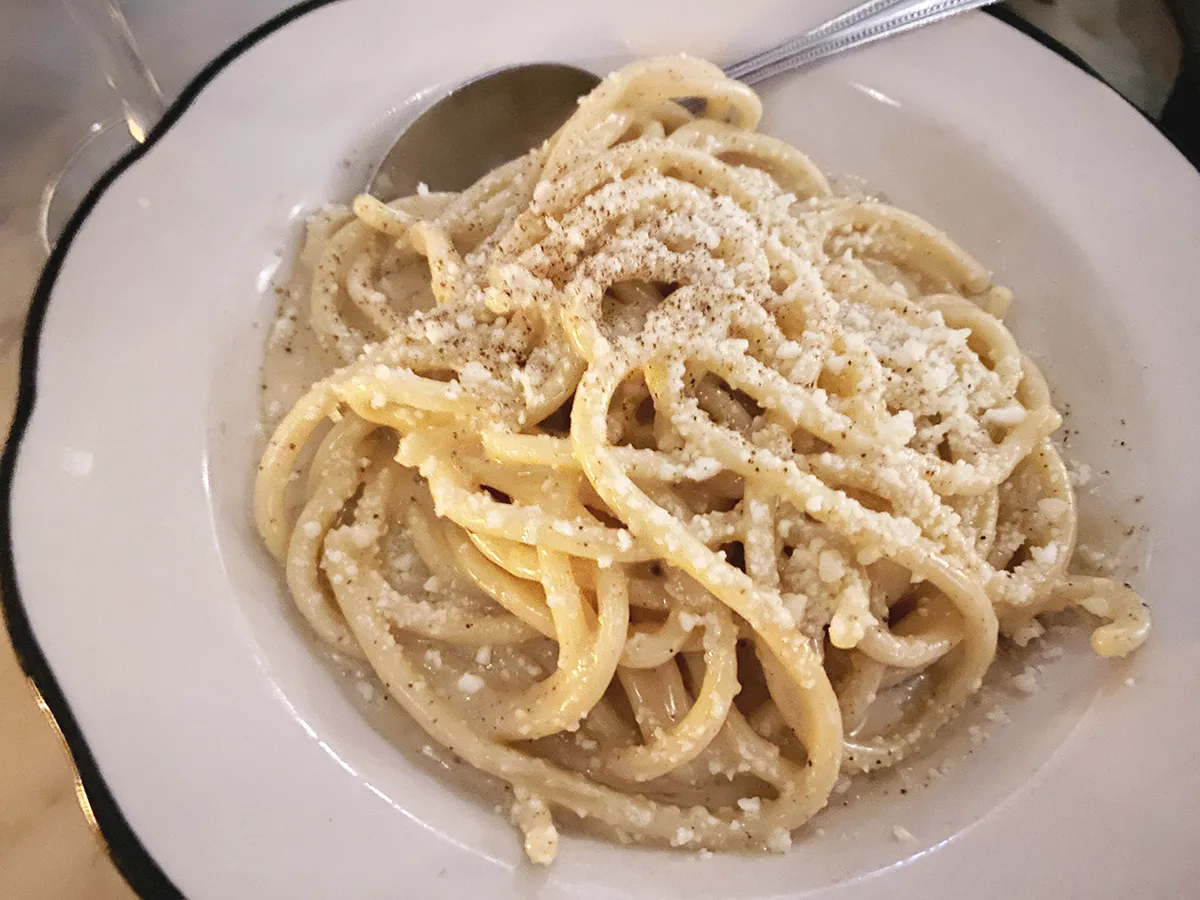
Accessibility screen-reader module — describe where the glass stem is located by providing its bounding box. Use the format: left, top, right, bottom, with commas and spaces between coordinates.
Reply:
62, 0, 165, 143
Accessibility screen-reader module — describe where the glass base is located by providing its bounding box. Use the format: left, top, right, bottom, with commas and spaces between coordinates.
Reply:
39, 119, 136, 253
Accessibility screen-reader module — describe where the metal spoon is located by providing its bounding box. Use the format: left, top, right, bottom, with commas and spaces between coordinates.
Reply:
368, 0, 997, 199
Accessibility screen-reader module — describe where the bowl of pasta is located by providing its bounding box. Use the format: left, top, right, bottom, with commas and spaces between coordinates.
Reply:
4, 0, 1198, 898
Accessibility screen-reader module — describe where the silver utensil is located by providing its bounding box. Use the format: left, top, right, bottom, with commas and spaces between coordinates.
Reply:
368, 0, 997, 198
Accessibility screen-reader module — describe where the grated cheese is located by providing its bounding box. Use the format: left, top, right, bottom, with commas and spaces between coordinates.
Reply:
456, 672, 485, 695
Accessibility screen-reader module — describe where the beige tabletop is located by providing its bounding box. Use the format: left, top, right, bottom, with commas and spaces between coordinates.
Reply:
0, 1, 1178, 898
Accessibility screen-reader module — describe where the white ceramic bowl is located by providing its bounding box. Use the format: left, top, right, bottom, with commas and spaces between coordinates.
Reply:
4, 1, 1199, 897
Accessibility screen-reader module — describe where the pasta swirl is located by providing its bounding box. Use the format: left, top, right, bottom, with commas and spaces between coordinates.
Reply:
255, 56, 1150, 862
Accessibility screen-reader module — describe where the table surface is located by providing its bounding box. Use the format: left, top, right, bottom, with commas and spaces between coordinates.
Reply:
0, 1, 1180, 897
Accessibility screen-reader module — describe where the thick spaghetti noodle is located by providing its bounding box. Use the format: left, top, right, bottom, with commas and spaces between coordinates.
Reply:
255, 56, 1150, 862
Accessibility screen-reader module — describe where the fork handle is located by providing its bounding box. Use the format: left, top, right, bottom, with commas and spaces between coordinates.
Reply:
725, 0, 1000, 86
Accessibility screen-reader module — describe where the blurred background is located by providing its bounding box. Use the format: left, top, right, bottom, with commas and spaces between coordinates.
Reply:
0, 1, 1193, 897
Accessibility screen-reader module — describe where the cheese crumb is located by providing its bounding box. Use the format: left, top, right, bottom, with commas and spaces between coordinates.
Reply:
1037, 498, 1069, 521
1011, 618, 1045, 646
983, 405, 1027, 426
1011, 666, 1039, 693
671, 827, 695, 847
457, 672, 485, 695
1067, 461, 1093, 487
1029, 543, 1059, 566
766, 828, 792, 853
817, 549, 846, 583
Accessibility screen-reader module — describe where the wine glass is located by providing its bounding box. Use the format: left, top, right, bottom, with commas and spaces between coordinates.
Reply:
38, 0, 165, 252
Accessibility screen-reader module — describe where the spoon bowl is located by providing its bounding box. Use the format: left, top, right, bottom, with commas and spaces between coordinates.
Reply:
368, 63, 600, 199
